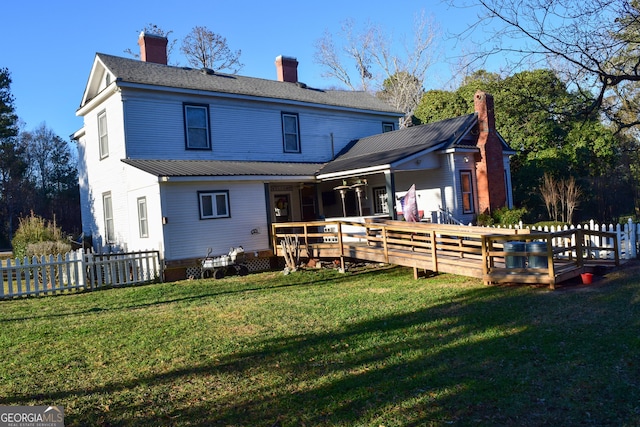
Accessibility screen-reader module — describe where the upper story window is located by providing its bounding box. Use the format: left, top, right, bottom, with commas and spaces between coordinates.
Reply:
282, 112, 300, 153
184, 104, 211, 150
460, 170, 475, 214
98, 110, 109, 159
382, 122, 395, 133
198, 190, 230, 219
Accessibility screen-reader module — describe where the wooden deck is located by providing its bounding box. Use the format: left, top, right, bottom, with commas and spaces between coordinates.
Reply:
272, 219, 620, 289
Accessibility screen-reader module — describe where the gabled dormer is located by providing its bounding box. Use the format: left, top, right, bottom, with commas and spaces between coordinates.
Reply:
79, 55, 115, 109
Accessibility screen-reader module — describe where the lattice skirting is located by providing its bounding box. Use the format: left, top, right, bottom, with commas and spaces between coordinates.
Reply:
185, 257, 273, 279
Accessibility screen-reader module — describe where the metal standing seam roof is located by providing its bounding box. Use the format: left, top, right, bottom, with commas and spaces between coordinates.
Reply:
121, 159, 324, 177
90, 53, 403, 114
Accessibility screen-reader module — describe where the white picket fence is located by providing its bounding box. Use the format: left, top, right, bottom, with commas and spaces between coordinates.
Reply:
0, 250, 162, 300
484, 219, 639, 261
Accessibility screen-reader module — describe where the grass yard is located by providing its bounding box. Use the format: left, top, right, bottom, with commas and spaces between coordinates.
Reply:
1, 262, 639, 426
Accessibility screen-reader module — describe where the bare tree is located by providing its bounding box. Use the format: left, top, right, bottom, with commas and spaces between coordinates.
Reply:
540, 173, 581, 223
125, 23, 178, 64
314, 12, 440, 127
180, 26, 243, 74
450, 0, 640, 130
564, 177, 581, 223
540, 173, 560, 221
315, 19, 378, 92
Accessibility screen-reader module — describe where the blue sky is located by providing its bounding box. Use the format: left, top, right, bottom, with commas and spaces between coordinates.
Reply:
1, 0, 495, 140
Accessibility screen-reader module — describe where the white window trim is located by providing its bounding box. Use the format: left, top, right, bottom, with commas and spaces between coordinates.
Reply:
184, 104, 211, 150
198, 190, 230, 219
282, 112, 300, 153
373, 186, 389, 214
137, 197, 148, 238
103, 192, 115, 243
460, 170, 475, 214
98, 110, 109, 159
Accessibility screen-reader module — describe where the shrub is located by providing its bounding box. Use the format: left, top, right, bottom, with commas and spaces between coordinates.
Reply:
26, 241, 72, 258
476, 207, 527, 227
11, 213, 67, 259
618, 215, 637, 225
476, 212, 494, 226
492, 207, 528, 226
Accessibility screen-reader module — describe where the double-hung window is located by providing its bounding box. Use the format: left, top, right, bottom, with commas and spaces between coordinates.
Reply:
137, 197, 148, 238
282, 112, 300, 153
103, 192, 115, 243
98, 110, 109, 159
198, 190, 230, 219
184, 104, 211, 149
460, 171, 475, 214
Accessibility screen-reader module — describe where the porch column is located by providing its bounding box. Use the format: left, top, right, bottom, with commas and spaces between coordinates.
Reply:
385, 170, 396, 220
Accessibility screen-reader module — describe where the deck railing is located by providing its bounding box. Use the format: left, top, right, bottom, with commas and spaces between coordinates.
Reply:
481, 228, 619, 288
272, 219, 619, 288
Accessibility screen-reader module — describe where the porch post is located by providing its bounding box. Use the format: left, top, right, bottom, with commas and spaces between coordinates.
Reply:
385, 170, 396, 220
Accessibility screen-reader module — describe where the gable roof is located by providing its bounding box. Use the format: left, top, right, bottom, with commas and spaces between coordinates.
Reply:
318, 113, 479, 176
80, 53, 403, 115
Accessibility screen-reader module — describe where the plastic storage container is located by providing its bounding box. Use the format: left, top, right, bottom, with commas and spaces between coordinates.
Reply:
504, 241, 526, 270
526, 242, 548, 269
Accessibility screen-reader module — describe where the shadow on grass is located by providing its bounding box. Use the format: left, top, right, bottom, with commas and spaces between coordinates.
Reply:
3, 266, 640, 426
0, 266, 396, 323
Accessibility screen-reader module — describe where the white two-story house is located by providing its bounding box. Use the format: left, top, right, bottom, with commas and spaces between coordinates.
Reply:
74, 33, 513, 279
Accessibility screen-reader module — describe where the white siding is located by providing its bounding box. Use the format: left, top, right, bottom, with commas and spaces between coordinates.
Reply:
124, 167, 163, 254
161, 181, 270, 261
122, 90, 399, 162
79, 91, 129, 248
393, 164, 455, 222
76, 133, 93, 236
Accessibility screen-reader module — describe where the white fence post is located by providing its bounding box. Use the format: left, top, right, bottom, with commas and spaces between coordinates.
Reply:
475, 218, 640, 261
0, 250, 162, 300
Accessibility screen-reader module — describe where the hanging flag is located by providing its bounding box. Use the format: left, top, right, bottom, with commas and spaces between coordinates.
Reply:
403, 184, 419, 222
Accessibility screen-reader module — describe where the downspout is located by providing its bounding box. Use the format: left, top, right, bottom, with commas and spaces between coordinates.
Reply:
330, 132, 335, 159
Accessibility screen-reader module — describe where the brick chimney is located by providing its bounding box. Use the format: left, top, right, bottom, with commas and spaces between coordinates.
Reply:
474, 91, 507, 214
138, 32, 168, 65
275, 55, 298, 83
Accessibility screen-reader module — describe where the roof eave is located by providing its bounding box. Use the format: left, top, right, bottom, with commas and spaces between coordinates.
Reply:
316, 164, 391, 181
114, 81, 403, 116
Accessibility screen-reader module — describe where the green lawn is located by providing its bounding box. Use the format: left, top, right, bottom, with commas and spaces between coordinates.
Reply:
1, 262, 639, 426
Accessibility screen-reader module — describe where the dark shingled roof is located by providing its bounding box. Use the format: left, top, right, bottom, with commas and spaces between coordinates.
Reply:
318, 114, 478, 175
92, 53, 403, 114
121, 159, 323, 177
